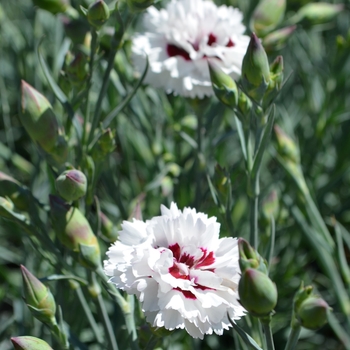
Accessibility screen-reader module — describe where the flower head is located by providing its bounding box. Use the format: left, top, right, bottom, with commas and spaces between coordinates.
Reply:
132, 0, 250, 98
104, 202, 245, 339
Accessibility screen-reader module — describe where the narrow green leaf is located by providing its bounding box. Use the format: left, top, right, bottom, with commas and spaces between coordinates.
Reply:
230, 321, 263, 350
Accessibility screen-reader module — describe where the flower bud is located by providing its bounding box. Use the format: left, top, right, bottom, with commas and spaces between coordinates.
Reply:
239, 268, 278, 316
20, 265, 57, 326
263, 26, 296, 52
65, 52, 88, 84
250, 0, 286, 37
32, 0, 69, 14
55, 169, 87, 201
237, 91, 253, 117
242, 34, 270, 101
297, 297, 330, 330
208, 61, 238, 108
100, 211, 118, 241
50, 195, 101, 268
87, 1, 110, 29
238, 238, 268, 274
274, 125, 299, 164
20, 81, 59, 154
292, 3, 344, 25
90, 128, 116, 161
11, 336, 53, 350
126, 0, 155, 12
262, 189, 279, 221
269, 55, 283, 90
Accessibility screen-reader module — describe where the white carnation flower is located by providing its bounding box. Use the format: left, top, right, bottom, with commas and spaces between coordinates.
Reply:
132, 0, 250, 98
104, 202, 245, 339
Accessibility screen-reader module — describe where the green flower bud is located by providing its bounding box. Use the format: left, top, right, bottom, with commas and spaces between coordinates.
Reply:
239, 268, 278, 316
50, 195, 101, 268
55, 169, 87, 201
32, 0, 69, 14
238, 238, 268, 274
65, 52, 88, 84
263, 26, 296, 52
251, 0, 286, 37
292, 3, 344, 25
274, 125, 300, 164
100, 211, 118, 241
126, 0, 155, 12
87, 1, 110, 29
11, 336, 53, 350
208, 61, 238, 108
90, 128, 116, 161
269, 55, 284, 90
297, 297, 331, 330
20, 265, 57, 326
262, 189, 279, 221
242, 33, 270, 101
20, 81, 59, 154
237, 90, 253, 117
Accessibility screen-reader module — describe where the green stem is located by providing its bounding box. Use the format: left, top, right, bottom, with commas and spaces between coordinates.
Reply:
260, 318, 275, 350
75, 285, 103, 344
284, 324, 301, 350
249, 171, 260, 249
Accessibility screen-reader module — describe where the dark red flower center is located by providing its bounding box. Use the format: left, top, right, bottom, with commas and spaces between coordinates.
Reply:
168, 243, 215, 299
166, 33, 235, 61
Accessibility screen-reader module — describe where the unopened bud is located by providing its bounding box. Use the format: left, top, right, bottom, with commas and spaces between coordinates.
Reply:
11, 336, 53, 350
297, 297, 331, 330
90, 128, 116, 161
50, 196, 101, 268
242, 33, 270, 101
251, 0, 286, 37
274, 125, 299, 163
292, 3, 344, 25
20, 265, 56, 326
269, 56, 284, 90
239, 268, 278, 316
238, 238, 268, 274
127, 0, 155, 12
208, 61, 238, 108
65, 52, 88, 84
100, 211, 118, 241
87, 1, 110, 29
32, 0, 69, 14
262, 189, 279, 221
263, 26, 296, 52
56, 169, 87, 201
20, 81, 59, 154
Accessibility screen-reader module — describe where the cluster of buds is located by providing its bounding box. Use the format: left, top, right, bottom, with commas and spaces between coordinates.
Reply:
11, 336, 53, 350
50, 195, 101, 269
20, 81, 68, 164
292, 283, 331, 330
238, 238, 277, 317
238, 238, 278, 317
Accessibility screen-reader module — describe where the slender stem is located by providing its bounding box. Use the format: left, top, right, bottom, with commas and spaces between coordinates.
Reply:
260, 318, 275, 350
75, 285, 103, 344
91, 272, 119, 350
284, 325, 301, 350
194, 110, 203, 207
249, 172, 260, 249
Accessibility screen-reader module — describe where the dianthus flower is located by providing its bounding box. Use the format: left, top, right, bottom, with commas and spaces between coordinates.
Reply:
132, 0, 250, 98
104, 202, 245, 339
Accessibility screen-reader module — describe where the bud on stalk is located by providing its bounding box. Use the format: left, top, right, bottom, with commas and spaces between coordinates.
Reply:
208, 60, 238, 108
127, 0, 155, 12
20, 266, 57, 326
87, 0, 110, 29
242, 34, 270, 102
32, 0, 70, 14
11, 336, 53, 350
250, 0, 286, 37
239, 268, 278, 316
238, 238, 268, 274
55, 169, 87, 202
50, 195, 101, 268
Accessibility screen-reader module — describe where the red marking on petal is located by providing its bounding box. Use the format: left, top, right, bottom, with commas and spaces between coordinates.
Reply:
196, 249, 215, 268
207, 33, 217, 46
169, 243, 181, 260
169, 264, 190, 280
167, 44, 191, 61
174, 287, 197, 300
226, 39, 235, 47
194, 284, 214, 291
179, 253, 195, 267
